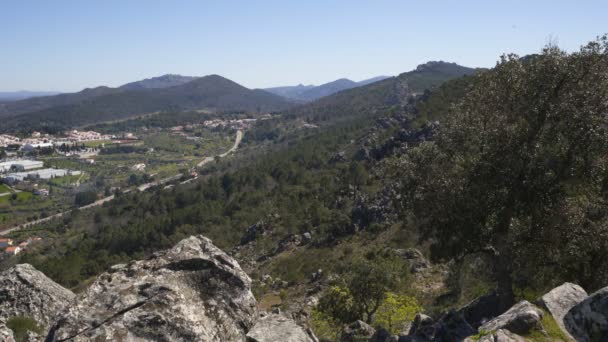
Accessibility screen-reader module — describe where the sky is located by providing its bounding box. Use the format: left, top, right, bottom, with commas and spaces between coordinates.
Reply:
1, 0, 607, 92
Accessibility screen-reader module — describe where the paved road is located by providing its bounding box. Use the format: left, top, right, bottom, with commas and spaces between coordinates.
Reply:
197, 130, 242, 167
0, 130, 244, 236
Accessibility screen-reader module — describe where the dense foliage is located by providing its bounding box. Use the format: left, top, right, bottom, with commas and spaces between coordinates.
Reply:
397, 37, 608, 308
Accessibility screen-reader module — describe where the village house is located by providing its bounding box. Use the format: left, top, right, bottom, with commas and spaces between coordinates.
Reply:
4, 246, 21, 255
0, 238, 13, 248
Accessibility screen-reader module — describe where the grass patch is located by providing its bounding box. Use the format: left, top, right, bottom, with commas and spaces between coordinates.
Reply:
6, 316, 43, 341
0, 184, 12, 194
524, 310, 571, 341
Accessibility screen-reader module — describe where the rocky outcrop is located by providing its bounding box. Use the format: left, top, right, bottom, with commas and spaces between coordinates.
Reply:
246, 314, 318, 342
564, 285, 608, 342
469, 328, 525, 342
0, 323, 15, 342
479, 301, 544, 335
341, 320, 376, 342
46, 235, 258, 341
538, 282, 587, 340
0, 264, 75, 331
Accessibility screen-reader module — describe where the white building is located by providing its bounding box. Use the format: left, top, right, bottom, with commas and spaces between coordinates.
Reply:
2, 168, 80, 184
0, 160, 43, 173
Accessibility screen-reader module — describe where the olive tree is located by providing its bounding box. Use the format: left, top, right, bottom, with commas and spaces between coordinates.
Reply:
400, 36, 608, 310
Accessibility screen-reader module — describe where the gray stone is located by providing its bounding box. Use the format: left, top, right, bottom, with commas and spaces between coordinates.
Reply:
479, 301, 544, 335
0, 264, 75, 331
46, 235, 258, 341
246, 314, 318, 342
341, 320, 375, 342
538, 282, 587, 340
407, 313, 434, 339
564, 286, 608, 342
0, 323, 15, 342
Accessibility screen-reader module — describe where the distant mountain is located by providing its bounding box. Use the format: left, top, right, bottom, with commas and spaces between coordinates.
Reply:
120, 74, 198, 90
1, 75, 294, 133
289, 61, 477, 122
265, 76, 391, 102
0, 91, 61, 101
263, 84, 315, 101
357, 76, 391, 86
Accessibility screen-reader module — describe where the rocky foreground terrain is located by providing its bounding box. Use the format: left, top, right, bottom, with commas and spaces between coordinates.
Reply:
0, 235, 607, 341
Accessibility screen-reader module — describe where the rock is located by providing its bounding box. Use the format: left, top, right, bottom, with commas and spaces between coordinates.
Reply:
459, 291, 502, 328
479, 301, 544, 335
538, 282, 587, 340
341, 320, 375, 342
564, 285, 608, 342
407, 313, 434, 340
433, 311, 476, 341
393, 248, 430, 273
370, 328, 397, 341
46, 235, 258, 341
310, 269, 323, 282
246, 314, 318, 342
0, 323, 15, 342
302, 232, 312, 244
0, 264, 75, 331
241, 221, 270, 245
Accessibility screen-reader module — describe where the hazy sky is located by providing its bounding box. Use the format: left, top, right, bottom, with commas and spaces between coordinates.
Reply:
1, 0, 606, 92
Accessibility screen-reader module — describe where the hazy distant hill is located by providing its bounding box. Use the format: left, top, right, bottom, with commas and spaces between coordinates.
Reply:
1, 75, 294, 133
120, 74, 198, 90
0, 91, 61, 101
265, 76, 390, 102
289, 61, 476, 122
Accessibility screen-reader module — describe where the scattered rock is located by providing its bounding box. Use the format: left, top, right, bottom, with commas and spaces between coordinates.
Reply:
0, 264, 75, 331
241, 221, 271, 245
538, 282, 587, 340
310, 269, 323, 282
247, 314, 318, 342
392, 248, 430, 273
370, 328, 398, 342
479, 301, 544, 335
564, 285, 608, 342
302, 232, 312, 244
341, 320, 376, 342
46, 235, 258, 341
465, 329, 525, 342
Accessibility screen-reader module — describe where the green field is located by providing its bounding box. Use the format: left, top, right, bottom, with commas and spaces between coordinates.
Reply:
0, 184, 11, 194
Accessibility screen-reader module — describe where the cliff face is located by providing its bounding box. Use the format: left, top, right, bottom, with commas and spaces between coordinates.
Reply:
0, 236, 315, 342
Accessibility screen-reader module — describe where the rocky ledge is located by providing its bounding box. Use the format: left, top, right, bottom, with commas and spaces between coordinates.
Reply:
0, 235, 316, 342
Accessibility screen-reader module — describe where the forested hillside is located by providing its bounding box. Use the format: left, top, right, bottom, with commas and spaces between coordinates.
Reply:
0, 75, 293, 133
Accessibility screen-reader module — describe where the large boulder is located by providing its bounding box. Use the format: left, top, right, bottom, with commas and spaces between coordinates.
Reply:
0, 264, 75, 331
46, 235, 258, 341
433, 311, 476, 341
341, 320, 376, 342
246, 314, 318, 342
479, 301, 544, 335
564, 286, 608, 342
538, 282, 587, 340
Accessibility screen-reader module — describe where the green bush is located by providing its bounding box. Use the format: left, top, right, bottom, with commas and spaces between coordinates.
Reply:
6, 316, 42, 341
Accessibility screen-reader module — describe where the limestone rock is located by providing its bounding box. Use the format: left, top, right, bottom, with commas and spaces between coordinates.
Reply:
538, 282, 587, 340
0, 323, 15, 342
407, 313, 434, 340
465, 329, 525, 342
341, 320, 376, 342
46, 235, 258, 341
564, 286, 608, 342
479, 301, 544, 335
246, 314, 318, 342
0, 264, 75, 330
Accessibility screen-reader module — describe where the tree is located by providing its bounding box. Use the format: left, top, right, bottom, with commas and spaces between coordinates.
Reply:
317, 256, 403, 324
400, 37, 608, 309
374, 293, 422, 334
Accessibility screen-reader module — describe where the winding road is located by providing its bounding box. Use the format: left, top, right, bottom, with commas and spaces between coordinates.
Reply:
0, 130, 243, 236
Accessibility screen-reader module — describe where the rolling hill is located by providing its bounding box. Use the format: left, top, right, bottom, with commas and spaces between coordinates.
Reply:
288, 61, 477, 122
265, 76, 390, 102
0, 75, 294, 133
